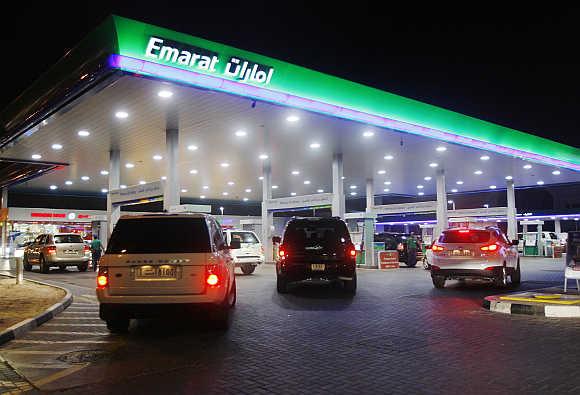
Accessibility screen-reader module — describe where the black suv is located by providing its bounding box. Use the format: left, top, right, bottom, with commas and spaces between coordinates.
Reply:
374, 232, 423, 267
276, 217, 357, 294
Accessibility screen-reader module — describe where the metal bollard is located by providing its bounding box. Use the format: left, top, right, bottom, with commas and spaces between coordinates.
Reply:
16, 257, 23, 284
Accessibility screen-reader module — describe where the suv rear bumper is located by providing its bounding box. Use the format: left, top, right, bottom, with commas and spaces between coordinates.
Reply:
100, 302, 223, 320
431, 267, 503, 280
277, 261, 356, 283
46, 256, 89, 264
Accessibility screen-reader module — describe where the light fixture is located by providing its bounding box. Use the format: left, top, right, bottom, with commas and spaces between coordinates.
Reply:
436, 146, 447, 152
81, 176, 90, 181
139, 181, 146, 185
341, 176, 346, 180
243, 197, 249, 202
317, 189, 324, 193
456, 180, 464, 185
451, 188, 458, 193
77, 130, 90, 137
505, 176, 513, 180
158, 90, 173, 98
536, 180, 545, 185
161, 176, 167, 180
153, 155, 163, 161
417, 185, 424, 189
227, 181, 235, 186
350, 185, 357, 189
377, 170, 386, 175
49, 185, 58, 190
447, 200, 454, 204
259, 176, 264, 180
424, 176, 432, 181
489, 185, 497, 189
350, 192, 357, 196
418, 192, 425, 196
384, 181, 391, 185
309, 142, 321, 149
480, 155, 490, 161
203, 185, 209, 190
200, 195, 206, 199
187, 145, 198, 151
220, 162, 230, 168
115, 111, 129, 119
235, 130, 247, 137
65, 180, 73, 185
304, 180, 311, 185
100, 170, 109, 175
189, 169, 198, 174
259, 154, 269, 160
523, 164, 532, 169
181, 189, 188, 193
222, 192, 229, 196
363, 130, 374, 138
101, 188, 108, 193
272, 185, 279, 189
474, 170, 483, 175
290, 192, 297, 196
120, 184, 127, 189
286, 115, 300, 122
291, 170, 300, 175
552, 170, 561, 175
429, 162, 438, 167
31, 154, 41, 160
383, 188, 390, 192
245, 188, 252, 193
51, 144, 63, 150
384, 155, 394, 160
125, 163, 134, 168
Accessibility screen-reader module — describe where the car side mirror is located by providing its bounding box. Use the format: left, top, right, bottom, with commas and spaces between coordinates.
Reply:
511, 239, 519, 246
228, 239, 241, 249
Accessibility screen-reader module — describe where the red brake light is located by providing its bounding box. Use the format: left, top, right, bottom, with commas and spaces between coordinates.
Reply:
97, 275, 108, 288
481, 243, 499, 252
279, 247, 286, 260
83, 245, 90, 252
206, 274, 219, 286
205, 264, 222, 287
47, 246, 57, 255
349, 248, 356, 257
432, 245, 444, 252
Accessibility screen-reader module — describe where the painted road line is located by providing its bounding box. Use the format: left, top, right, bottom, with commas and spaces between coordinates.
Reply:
32, 363, 90, 388
12, 340, 112, 344
81, 294, 97, 299
31, 331, 109, 336
44, 323, 106, 327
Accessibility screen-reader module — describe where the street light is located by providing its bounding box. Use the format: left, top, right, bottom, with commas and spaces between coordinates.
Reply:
447, 200, 455, 210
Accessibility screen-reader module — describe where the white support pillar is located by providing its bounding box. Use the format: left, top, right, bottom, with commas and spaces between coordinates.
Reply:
261, 163, 273, 263
435, 169, 448, 238
1, 188, 8, 257
107, 149, 120, 237
164, 127, 180, 211
506, 180, 517, 241
555, 219, 561, 235
332, 153, 345, 218
364, 178, 376, 267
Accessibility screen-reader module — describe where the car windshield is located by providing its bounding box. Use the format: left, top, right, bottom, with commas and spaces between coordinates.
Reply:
231, 232, 259, 244
439, 230, 491, 243
283, 219, 350, 249
54, 235, 84, 244
107, 217, 211, 254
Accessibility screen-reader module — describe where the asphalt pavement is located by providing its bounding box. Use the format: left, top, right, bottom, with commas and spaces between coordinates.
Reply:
1, 258, 579, 394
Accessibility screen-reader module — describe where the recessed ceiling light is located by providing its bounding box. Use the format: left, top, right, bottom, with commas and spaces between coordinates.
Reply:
480, 155, 490, 161
158, 90, 173, 98
259, 176, 264, 180
101, 188, 108, 193
523, 164, 532, 169
272, 185, 279, 189
49, 185, 58, 190
222, 192, 229, 196
377, 170, 386, 175
200, 195, 206, 199
362, 130, 374, 138
350, 192, 357, 196
489, 185, 497, 189
77, 130, 90, 137
505, 176, 513, 180
235, 130, 247, 137
552, 170, 561, 175
65, 180, 73, 185
220, 162, 230, 168
153, 155, 163, 161
424, 176, 432, 181
227, 181, 235, 186
81, 176, 90, 181
100, 170, 109, 175
383, 188, 390, 192
350, 185, 357, 189
120, 185, 127, 189
304, 180, 311, 185
384, 155, 394, 160
245, 188, 252, 193
115, 111, 129, 119
161, 176, 167, 180
181, 189, 188, 193
536, 180, 545, 185
384, 181, 391, 185
456, 180, 464, 185
189, 169, 198, 174
286, 115, 300, 122
418, 192, 425, 196
125, 163, 134, 168
317, 189, 324, 193
51, 144, 63, 150
309, 142, 321, 149
563, 217, 569, 220
291, 192, 297, 196
341, 176, 346, 180
291, 170, 300, 175
429, 162, 438, 168
474, 170, 483, 175
436, 146, 447, 152
31, 154, 41, 160
417, 185, 424, 189
203, 185, 209, 190
259, 154, 269, 160
139, 181, 146, 185
451, 188, 458, 193
187, 145, 198, 151
243, 197, 249, 202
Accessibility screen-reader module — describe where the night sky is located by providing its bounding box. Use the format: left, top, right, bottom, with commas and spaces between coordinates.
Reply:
1, 2, 579, 148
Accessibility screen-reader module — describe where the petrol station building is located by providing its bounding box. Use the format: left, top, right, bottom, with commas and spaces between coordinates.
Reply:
0, 16, 579, 266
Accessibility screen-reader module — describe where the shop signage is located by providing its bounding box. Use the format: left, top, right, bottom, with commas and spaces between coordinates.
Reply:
378, 250, 399, 269
145, 37, 274, 85
449, 207, 508, 218
110, 181, 164, 205
169, 204, 211, 214
266, 193, 333, 211
374, 201, 438, 215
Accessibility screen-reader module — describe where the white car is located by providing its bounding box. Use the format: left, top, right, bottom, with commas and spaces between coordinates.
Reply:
96, 213, 239, 332
224, 229, 264, 275
430, 227, 520, 289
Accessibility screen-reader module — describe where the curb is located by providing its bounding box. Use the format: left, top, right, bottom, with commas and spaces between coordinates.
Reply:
483, 294, 580, 318
0, 275, 73, 345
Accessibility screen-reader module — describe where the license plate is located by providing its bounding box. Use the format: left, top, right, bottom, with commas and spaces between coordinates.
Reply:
64, 250, 77, 255
452, 249, 471, 256
134, 265, 178, 281
311, 264, 325, 271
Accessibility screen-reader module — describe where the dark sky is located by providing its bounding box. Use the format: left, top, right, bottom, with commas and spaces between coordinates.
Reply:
2, 2, 579, 148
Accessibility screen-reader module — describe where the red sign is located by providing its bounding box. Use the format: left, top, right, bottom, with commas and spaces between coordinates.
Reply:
31, 212, 66, 218
379, 250, 399, 269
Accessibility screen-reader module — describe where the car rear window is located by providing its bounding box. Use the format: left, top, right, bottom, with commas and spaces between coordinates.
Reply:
283, 219, 351, 248
107, 217, 211, 254
439, 230, 491, 244
231, 232, 259, 244
54, 235, 84, 244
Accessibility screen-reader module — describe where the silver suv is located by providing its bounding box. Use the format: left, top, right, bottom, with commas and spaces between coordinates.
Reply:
23, 233, 90, 273
430, 227, 520, 289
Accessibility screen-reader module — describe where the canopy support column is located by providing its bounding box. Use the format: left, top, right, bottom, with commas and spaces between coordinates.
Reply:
332, 153, 345, 218
506, 179, 517, 241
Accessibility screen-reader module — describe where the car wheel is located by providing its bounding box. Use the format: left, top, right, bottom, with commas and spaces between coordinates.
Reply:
209, 283, 236, 330
240, 264, 255, 275
23, 255, 32, 271
39, 256, 50, 274
276, 275, 288, 293
106, 319, 129, 333
77, 263, 88, 272
494, 265, 508, 288
511, 260, 521, 286
343, 272, 357, 295
432, 276, 446, 289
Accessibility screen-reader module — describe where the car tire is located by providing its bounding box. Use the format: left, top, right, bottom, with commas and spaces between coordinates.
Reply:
276, 275, 288, 293
240, 264, 255, 275
77, 263, 88, 272
23, 255, 32, 271
511, 260, 521, 286
40, 256, 50, 274
106, 319, 129, 333
209, 282, 236, 330
432, 276, 446, 289
494, 265, 509, 288
343, 272, 357, 294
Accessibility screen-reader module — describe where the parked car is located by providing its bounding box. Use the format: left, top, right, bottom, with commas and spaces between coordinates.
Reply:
276, 217, 357, 294
430, 227, 520, 289
374, 232, 424, 267
96, 214, 240, 332
23, 233, 90, 273
224, 229, 264, 274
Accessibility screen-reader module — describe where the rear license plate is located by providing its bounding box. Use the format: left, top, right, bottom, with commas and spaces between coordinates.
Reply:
134, 265, 178, 281
311, 264, 325, 271
452, 249, 472, 256
64, 250, 77, 255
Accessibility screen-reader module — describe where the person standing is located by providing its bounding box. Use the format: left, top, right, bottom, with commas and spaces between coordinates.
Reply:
406, 232, 420, 268
90, 236, 104, 271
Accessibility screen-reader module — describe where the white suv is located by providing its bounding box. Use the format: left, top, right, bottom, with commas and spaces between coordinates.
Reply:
430, 227, 520, 289
96, 214, 239, 332
224, 230, 264, 275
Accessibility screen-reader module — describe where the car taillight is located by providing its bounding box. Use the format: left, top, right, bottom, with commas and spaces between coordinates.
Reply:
83, 245, 90, 252
349, 248, 356, 258
480, 243, 499, 252
97, 268, 108, 289
206, 274, 219, 286
47, 246, 57, 255
205, 265, 222, 287
279, 248, 286, 260
431, 245, 444, 252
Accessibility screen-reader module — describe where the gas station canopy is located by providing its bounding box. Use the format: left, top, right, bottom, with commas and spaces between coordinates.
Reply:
0, 15, 578, 201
